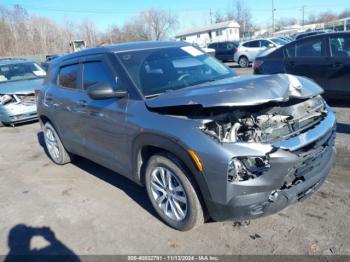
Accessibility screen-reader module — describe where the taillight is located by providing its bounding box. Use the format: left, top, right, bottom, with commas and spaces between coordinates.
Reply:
34, 88, 40, 97
253, 60, 264, 70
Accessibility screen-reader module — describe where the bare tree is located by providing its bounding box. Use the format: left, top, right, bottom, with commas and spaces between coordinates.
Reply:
226, 0, 253, 36
275, 17, 298, 30
134, 8, 178, 40
214, 10, 225, 23
79, 19, 98, 47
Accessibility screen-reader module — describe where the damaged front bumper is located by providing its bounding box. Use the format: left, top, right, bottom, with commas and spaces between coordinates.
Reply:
205, 107, 336, 222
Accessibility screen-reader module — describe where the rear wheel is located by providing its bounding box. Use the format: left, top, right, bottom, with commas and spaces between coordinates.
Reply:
145, 154, 204, 231
238, 56, 249, 68
43, 122, 72, 165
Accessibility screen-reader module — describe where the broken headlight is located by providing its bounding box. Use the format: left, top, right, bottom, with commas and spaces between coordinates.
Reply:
228, 156, 270, 182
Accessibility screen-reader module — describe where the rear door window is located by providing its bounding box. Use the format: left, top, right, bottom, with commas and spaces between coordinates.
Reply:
227, 42, 235, 50
330, 36, 350, 57
243, 41, 259, 48
217, 43, 226, 51
295, 38, 325, 57
284, 44, 295, 57
82, 61, 115, 89
285, 43, 296, 57
58, 64, 79, 89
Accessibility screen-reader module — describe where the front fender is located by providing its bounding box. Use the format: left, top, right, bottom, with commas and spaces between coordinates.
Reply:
131, 132, 212, 201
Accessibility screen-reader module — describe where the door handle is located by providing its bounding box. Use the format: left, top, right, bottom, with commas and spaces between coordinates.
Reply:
288, 61, 295, 67
77, 100, 87, 107
326, 62, 343, 68
333, 62, 343, 68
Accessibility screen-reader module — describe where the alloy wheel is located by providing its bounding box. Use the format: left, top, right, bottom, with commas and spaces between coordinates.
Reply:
150, 166, 188, 221
239, 57, 248, 68
45, 127, 60, 161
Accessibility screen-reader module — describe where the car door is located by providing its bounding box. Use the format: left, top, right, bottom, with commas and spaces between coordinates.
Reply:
78, 54, 130, 175
326, 35, 350, 98
52, 61, 86, 155
245, 40, 262, 61
258, 40, 273, 57
216, 42, 227, 60
284, 36, 329, 88
224, 42, 236, 61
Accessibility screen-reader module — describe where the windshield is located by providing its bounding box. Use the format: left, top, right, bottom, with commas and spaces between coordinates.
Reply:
116, 46, 235, 97
0, 62, 46, 83
271, 38, 288, 45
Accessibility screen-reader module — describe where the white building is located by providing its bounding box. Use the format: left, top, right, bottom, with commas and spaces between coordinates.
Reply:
175, 20, 240, 47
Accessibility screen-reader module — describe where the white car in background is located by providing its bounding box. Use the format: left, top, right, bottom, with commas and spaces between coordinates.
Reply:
234, 38, 288, 68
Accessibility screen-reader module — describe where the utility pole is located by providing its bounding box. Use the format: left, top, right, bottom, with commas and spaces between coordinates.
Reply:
272, 0, 276, 34
301, 5, 305, 27
209, 8, 213, 24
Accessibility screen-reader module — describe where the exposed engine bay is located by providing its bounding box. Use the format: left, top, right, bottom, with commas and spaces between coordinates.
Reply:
201, 95, 326, 143
150, 95, 326, 144
0, 93, 36, 106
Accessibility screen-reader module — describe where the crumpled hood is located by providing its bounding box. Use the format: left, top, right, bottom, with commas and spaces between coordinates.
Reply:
145, 74, 323, 108
0, 78, 43, 95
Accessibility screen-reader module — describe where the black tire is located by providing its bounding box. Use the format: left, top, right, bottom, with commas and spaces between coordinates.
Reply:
43, 122, 72, 165
238, 56, 249, 68
145, 153, 204, 231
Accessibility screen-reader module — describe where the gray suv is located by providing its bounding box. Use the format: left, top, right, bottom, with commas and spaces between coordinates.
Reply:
37, 41, 336, 231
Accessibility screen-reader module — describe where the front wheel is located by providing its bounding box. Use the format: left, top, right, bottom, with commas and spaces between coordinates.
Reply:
238, 56, 249, 68
145, 154, 204, 231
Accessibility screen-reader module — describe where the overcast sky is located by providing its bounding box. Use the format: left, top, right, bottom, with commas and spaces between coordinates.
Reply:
1, 0, 349, 31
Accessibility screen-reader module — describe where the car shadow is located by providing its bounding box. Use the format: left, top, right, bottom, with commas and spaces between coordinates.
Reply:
5, 224, 80, 261
337, 122, 350, 135
37, 131, 158, 220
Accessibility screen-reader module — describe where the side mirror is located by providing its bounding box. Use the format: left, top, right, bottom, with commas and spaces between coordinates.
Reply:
87, 82, 128, 100
268, 43, 275, 48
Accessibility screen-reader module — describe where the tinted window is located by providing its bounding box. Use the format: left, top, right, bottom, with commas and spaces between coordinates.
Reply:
285, 43, 296, 57
207, 43, 216, 49
296, 38, 324, 57
217, 43, 226, 50
243, 41, 259, 48
59, 64, 79, 89
260, 40, 271, 47
330, 36, 350, 57
82, 61, 115, 89
227, 43, 235, 50
269, 47, 284, 58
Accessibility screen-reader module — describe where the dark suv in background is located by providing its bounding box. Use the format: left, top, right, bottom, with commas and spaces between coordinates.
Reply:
207, 41, 239, 61
254, 32, 350, 99
37, 41, 336, 231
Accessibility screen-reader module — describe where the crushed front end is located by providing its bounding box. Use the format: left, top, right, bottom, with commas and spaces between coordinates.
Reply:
199, 95, 336, 221
0, 93, 37, 124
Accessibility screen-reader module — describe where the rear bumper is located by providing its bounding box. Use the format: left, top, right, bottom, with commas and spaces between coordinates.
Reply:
205, 108, 337, 222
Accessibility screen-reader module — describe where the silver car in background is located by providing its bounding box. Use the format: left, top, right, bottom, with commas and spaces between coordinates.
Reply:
234, 38, 288, 68
0, 59, 46, 126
